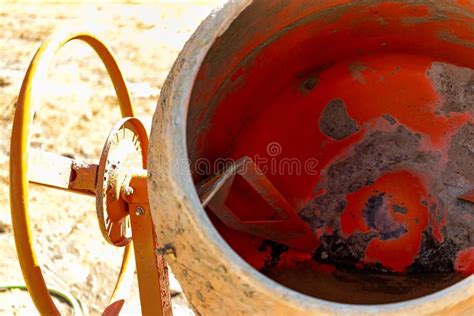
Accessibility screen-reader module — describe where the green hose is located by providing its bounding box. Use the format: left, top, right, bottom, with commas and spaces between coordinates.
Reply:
0, 284, 85, 316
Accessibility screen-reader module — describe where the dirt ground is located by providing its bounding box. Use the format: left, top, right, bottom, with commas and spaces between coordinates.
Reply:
0, 2, 223, 315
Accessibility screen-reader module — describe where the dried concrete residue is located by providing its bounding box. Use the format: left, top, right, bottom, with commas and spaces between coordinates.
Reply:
349, 62, 368, 84
439, 31, 474, 50
363, 192, 407, 241
442, 124, 474, 240
383, 114, 397, 125
418, 63, 474, 271
300, 125, 439, 269
408, 230, 458, 273
319, 99, 359, 140
392, 204, 407, 214
428, 62, 474, 115
444, 122, 474, 187
258, 240, 289, 273
302, 119, 474, 272
406, 123, 474, 273
314, 233, 376, 267
300, 62, 474, 273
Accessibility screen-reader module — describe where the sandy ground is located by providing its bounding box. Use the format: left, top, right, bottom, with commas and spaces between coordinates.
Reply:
0, 2, 223, 315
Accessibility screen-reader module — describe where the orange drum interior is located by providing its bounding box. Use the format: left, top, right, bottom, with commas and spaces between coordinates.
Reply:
187, 1, 474, 304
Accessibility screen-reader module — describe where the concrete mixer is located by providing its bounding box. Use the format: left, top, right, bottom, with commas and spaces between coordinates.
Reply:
9, 1, 474, 315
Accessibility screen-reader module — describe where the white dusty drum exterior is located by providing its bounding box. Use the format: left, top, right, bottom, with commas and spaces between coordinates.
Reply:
148, 1, 474, 315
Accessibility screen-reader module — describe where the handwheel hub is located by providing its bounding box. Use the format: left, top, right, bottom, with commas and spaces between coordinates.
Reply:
96, 117, 149, 247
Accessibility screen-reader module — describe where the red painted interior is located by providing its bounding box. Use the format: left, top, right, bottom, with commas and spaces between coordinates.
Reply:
188, 0, 474, 288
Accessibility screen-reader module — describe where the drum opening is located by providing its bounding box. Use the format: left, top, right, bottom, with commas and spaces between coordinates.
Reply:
187, 0, 473, 304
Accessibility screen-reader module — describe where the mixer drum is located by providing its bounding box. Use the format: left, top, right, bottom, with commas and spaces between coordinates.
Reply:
149, 1, 474, 314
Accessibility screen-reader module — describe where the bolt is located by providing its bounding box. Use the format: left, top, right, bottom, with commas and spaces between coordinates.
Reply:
135, 206, 145, 216
124, 186, 134, 196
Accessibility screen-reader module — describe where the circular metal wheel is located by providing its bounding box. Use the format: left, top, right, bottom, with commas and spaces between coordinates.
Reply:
10, 29, 136, 315
96, 117, 149, 246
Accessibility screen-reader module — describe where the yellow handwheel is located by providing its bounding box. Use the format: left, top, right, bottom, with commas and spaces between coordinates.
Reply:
10, 30, 136, 315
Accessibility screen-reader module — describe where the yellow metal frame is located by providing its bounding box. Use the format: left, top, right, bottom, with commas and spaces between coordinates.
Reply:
123, 172, 172, 315
10, 30, 135, 315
